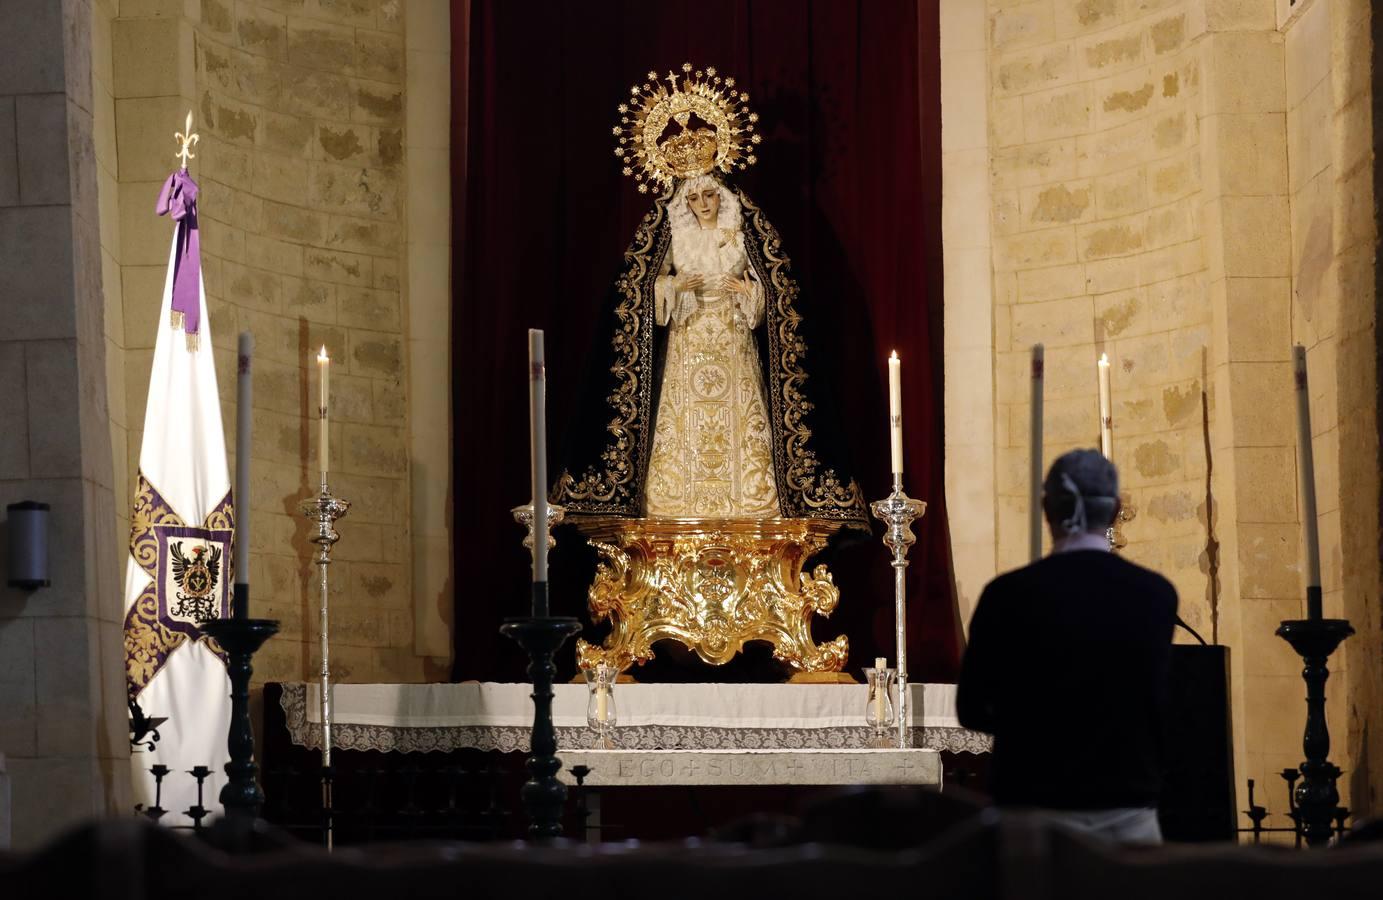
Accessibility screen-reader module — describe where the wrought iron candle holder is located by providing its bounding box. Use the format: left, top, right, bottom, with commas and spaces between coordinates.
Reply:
201, 614, 279, 821
1276, 601, 1353, 848
870, 476, 927, 749
502, 601, 581, 840
299, 482, 350, 849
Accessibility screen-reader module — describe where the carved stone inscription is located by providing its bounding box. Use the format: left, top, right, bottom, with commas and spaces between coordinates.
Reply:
556, 749, 941, 787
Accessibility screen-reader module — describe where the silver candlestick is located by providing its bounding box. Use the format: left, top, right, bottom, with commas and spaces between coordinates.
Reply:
511, 501, 565, 551
870, 475, 927, 749
299, 482, 350, 850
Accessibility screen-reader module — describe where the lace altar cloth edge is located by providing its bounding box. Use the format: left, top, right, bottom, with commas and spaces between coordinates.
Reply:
277, 682, 993, 755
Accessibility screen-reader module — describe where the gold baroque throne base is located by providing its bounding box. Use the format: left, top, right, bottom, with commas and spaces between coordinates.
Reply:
573, 517, 849, 675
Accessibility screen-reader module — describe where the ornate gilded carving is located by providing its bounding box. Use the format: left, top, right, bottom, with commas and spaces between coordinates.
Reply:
574, 517, 849, 674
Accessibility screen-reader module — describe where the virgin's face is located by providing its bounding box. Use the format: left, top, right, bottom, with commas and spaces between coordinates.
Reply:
686, 184, 721, 227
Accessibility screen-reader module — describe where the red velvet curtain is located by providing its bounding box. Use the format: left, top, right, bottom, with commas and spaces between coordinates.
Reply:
451, 0, 960, 683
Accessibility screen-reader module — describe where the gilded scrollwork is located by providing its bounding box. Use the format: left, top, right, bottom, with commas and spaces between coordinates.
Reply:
575, 517, 849, 675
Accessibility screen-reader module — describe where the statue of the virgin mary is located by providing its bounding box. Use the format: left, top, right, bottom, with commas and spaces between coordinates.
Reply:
552, 64, 868, 675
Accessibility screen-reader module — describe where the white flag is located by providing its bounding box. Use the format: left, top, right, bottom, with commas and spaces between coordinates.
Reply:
122, 172, 233, 824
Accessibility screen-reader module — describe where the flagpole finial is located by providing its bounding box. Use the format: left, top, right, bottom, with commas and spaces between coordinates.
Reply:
175, 110, 199, 170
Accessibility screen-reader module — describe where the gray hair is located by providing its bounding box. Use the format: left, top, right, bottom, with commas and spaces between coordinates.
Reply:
1042, 449, 1119, 534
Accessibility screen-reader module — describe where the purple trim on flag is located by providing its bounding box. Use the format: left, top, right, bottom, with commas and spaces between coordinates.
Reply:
156, 170, 202, 339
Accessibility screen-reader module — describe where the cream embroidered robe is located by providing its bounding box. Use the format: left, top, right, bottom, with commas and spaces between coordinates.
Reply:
645, 226, 780, 517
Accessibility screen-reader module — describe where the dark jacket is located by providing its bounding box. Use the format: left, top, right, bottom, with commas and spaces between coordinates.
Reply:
956, 550, 1178, 809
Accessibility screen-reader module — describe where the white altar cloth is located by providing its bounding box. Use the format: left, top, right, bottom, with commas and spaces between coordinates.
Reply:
278, 682, 991, 754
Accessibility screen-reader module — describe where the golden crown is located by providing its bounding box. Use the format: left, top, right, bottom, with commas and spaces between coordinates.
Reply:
613, 63, 761, 193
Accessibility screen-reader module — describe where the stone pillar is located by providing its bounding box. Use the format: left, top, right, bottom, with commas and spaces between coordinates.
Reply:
0, 0, 132, 850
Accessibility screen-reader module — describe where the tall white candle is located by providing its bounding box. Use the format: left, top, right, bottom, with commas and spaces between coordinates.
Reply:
529, 329, 549, 587
1294, 345, 1322, 615
235, 332, 253, 589
317, 346, 330, 484
888, 352, 903, 475
1030, 344, 1044, 562
596, 684, 608, 723
1097, 353, 1113, 458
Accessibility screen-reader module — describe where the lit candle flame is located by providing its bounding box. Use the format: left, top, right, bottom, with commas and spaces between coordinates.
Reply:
318, 345, 329, 363
890, 350, 898, 360
1098, 352, 1109, 366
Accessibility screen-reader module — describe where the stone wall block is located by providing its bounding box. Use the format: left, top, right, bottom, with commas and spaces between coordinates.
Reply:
341, 423, 403, 478
1218, 195, 1291, 277
356, 29, 403, 84
0, 344, 30, 478
200, 137, 256, 192
223, 260, 283, 314
349, 560, 409, 608
991, 138, 1077, 190
0, 206, 77, 339
1223, 276, 1290, 362
1149, 149, 1200, 204
348, 329, 402, 378
325, 214, 399, 254
995, 43, 1074, 96
111, 17, 180, 99
196, 34, 235, 93
1233, 446, 1297, 523
0, 0, 65, 94
1203, 0, 1275, 32
1235, 523, 1300, 600
232, 50, 286, 108
992, 1, 1054, 51
1023, 84, 1092, 142
16, 94, 72, 206
1205, 31, 1285, 116
261, 110, 315, 157
338, 286, 400, 330
1011, 295, 1095, 347
304, 246, 372, 286
0, 97, 18, 205
287, 17, 355, 73
353, 80, 403, 125
371, 256, 398, 290
318, 0, 383, 29
277, 69, 352, 120
310, 161, 399, 218
328, 372, 375, 423
252, 152, 310, 202
281, 275, 337, 322
245, 231, 305, 277
1015, 262, 1086, 304
995, 227, 1078, 272
1078, 21, 1146, 76
1078, 213, 1147, 261
1021, 179, 1094, 227
1094, 166, 1148, 218
199, 0, 235, 36
236, 4, 288, 60
371, 376, 404, 424
317, 123, 372, 166
261, 199, 326, 244
1226, 362, 1294, 446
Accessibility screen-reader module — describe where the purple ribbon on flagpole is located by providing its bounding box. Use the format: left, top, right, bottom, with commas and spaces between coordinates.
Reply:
156, 170, 201, 343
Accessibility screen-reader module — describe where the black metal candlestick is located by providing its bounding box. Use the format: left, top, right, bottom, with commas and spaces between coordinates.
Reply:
1276, 596, 1353, 848
202, 614, 279, 820
501, 582, 580, 840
